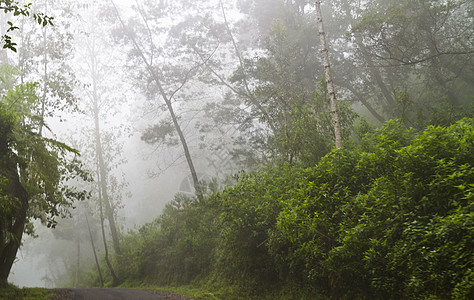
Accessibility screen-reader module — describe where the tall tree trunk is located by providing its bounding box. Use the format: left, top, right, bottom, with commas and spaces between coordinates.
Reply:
98, 175, 119, 285
315, 1, 342, 148
0, 162, 28, 287
110, 0, 204, 199
89, 36, 121, 255
93, 102, 121, 255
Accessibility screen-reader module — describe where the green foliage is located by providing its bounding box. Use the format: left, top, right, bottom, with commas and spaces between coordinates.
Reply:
348, 0, 474, 122
116, 193, 220, 286
1, 82, 88, 228
1, 1, 54, 52
323, 118, 474, 298
421, 101, 474, 129
213, 165, 300, 291
98, 119, 473, 299
205, 13, 356, 168
0, 76, 89, 285
141, 119, 179, 146
0, 285, 54, 300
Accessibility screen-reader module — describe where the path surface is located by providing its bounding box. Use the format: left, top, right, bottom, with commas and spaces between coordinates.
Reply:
52, 288, 192, 300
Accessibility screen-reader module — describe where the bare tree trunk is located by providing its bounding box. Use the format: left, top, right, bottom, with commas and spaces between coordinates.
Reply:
93, 104, 122, 255
110, 0, 204, 199
98, 176, 119, 285
315, 1, 342, 148
89, 34, 121, 255
85, 214, 104, 287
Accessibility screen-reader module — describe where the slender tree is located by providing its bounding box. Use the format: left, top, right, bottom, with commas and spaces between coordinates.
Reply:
92, 67, 122, 256
74, 2, 125, 259
109, 0, 205, 199
315, 0, 342, 148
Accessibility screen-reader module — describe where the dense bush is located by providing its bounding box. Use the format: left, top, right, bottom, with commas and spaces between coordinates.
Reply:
116, 193, 221, 286
104, 118, 472, 299
271, 118, 473, 299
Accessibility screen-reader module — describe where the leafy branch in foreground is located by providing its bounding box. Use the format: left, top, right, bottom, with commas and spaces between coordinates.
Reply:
0, 0, 54, 52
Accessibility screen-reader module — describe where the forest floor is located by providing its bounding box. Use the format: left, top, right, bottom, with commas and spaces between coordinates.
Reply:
50, 288, 193, 300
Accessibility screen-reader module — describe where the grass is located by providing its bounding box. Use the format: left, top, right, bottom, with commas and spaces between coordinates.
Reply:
158, 285, 225, 300
117, 280, 325, 300
0, 284, 55, 300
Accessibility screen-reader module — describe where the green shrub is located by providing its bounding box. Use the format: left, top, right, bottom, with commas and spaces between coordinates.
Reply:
106, 118, 473, 299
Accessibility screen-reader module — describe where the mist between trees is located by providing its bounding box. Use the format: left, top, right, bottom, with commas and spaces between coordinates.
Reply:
0, 0, 473, 298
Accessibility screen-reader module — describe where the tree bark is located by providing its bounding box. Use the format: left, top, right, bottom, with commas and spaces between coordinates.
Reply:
0, 161, 28, 287
93, 98, 122, 255
98, 175, 119, 285
315, 1, 342, 148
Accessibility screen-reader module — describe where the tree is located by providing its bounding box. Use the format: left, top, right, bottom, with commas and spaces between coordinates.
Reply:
193, 0, 353, 165
0, 75, 89, 287
346, 0, 474, 125
69, 3, 132, 285
88, 33, 121, 284
109, 0, 208, 199
14, 0, 80, 125
315, 0, 342, 148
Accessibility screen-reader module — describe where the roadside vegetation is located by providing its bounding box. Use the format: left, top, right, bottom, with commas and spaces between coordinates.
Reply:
80, 116, 473, 299
0, 1, 472, 298
0, 284, 54, 300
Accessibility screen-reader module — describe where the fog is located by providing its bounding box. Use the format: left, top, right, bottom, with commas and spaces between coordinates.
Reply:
2, 0, 472, 290
5, 0, 244, 287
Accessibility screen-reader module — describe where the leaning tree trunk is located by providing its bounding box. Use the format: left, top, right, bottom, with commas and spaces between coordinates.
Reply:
315, 1, 342, 148
110, 0, 204, 199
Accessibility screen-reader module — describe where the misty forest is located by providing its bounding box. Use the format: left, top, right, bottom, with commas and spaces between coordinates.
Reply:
0, 0, 473, 299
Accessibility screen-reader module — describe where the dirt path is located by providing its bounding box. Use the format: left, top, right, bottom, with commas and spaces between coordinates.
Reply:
51, 288, 193, 300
